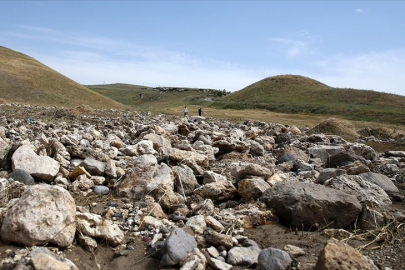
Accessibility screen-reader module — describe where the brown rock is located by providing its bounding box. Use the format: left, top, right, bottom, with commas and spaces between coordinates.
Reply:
314, 238, 378, 270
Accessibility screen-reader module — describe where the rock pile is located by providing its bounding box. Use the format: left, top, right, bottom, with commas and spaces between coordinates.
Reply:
0, 103, 404, 269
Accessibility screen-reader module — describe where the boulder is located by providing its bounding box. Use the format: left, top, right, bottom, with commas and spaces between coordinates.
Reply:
212, 137, 250, 155
173, 165, 199, 196
205, 216, 225, 232
327, 151, 358, 167
228, 245, 261, 266
93, 185, 109, 195
236, 163, 273, 181
308, 145, 345, 164
170, 149, 209, 167
276, 151, 296, 165
179, 158, 205, 176
134, 140, 157, 155
12, 145, 60, 182
0, 137, 11, 170
192, 199, 215, 216
76, 212, 124, 246
9, 169, 35, 185
260, 181, 362, 230
258, 247, 292, 270
314, 238, 378, 270
350, 143, 377, 160
325, 175, 392, 207
186, 215, 206, 234
143, 133, 172, 155
148, 163, 178, 210
70, 174, 94, 192
317, 168, 346, 184
30, 246, 79, 270
76, 234, 98, 252
203, 229, 233, 249
81, 157, 105, 176
203, 171, 227, 184
116, 162, 159, 199
359, 172, 400, 196
238, 177, 271, 200
0, 185, 76, 247
160, 228, 198, 266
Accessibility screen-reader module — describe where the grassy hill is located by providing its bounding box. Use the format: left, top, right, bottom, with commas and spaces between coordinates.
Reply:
87, 84, 222, 113
0, 46, 126, 109
214, 75, 405, 125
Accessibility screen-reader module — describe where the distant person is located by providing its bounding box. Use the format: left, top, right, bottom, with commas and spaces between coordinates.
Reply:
183, 106, 188, 116
198, 107, 202, 116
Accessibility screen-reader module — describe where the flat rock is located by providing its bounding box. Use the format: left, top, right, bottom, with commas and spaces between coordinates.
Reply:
260, 181, 362, 230
325, 175, 392, 207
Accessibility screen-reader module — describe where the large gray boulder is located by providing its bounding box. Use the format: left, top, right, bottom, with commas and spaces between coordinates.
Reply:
160, 228, 197, 266
260, 181, 362, 230
359, 172, 400, 196
12, 145, 60, 182
325, 175, 392, 207
0, 185, 76, 247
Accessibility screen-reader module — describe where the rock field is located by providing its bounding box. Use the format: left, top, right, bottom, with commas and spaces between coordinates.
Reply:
0, 103, 404, 270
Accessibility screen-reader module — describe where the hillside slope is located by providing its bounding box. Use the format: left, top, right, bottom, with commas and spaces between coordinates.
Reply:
219, 75, 405, 124
0, 46, 126, 109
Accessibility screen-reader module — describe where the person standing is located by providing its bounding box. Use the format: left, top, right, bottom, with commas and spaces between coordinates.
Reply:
198, 107, 202, 116
183, 106, 188, 116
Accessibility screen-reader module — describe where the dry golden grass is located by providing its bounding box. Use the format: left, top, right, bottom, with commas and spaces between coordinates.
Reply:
309, 118, 360, 138
0, 46, 127, 110
0, 98, 6, 104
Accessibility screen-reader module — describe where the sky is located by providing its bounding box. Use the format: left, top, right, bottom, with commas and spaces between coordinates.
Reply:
1, 1, 405, 95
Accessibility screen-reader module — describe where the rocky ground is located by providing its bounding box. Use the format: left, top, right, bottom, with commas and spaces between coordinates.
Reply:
0, 103, 404, 270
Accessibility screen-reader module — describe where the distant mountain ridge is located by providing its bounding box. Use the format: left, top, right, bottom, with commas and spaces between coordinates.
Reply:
0, 46, 125, 109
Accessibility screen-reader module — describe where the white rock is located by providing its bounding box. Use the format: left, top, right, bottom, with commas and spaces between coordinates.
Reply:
76, 212, 124, 246
12, 145, 60, 182
0, 185, 76, 247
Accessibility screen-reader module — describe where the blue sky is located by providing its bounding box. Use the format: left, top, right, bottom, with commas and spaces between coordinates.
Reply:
1, 1, 405, 95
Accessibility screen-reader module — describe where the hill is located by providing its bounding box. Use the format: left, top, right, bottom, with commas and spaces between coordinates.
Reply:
87, 84, 224, 113
0, 46, 126, 109
215, 75, 405, 125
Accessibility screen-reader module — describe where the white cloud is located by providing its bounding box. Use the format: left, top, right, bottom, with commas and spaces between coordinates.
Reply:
355, 8, 364, 13
34, 50, 264, 91
269, 30, 316, 58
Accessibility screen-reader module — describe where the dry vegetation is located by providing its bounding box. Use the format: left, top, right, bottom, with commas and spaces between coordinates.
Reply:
0, 46, 126, 110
